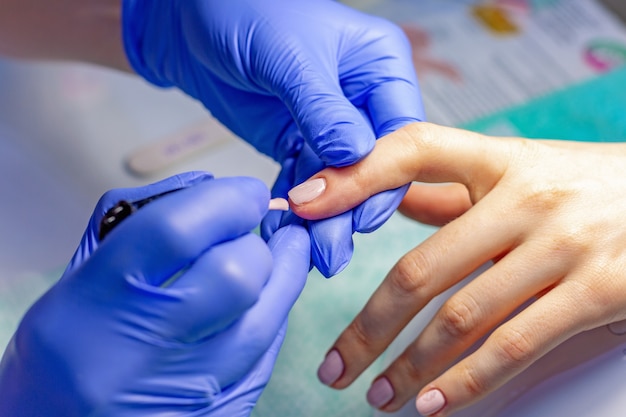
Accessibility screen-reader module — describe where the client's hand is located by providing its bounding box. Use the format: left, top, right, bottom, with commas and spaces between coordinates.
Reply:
288, 122, 626, 416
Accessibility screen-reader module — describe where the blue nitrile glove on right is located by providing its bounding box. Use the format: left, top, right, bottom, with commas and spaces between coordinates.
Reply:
122, 0, 425, 277
0, 172, 310, 417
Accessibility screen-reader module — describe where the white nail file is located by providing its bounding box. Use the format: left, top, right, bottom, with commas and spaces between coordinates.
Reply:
126, 119, 232, 177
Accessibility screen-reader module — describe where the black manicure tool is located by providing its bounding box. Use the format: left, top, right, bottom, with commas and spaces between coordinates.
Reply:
98, 187, 185, 241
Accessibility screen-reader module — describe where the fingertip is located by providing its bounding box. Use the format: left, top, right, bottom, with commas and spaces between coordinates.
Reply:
367, 377, 395, 409
416, 388, 447, 416
288, 177, 327, 206
216, 176, 271, 219
312, 246, 350, 278
318, 349, 345, 386
314, 122, 376, 167
309, 214, 354, 278
192, 234, 272, 313
291, 85, 376, 167
314, 254, 350, 278
288, 167, 367, 221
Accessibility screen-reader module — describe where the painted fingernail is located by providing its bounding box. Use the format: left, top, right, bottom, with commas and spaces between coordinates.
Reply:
317, 349, 344, 386
416, 389, 446, 416
367, 377, 395, 408
288, 178, 326, 205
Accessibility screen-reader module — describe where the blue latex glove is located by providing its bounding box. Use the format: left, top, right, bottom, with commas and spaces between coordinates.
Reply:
0, 172, 310, 417
122, 0, 425, 276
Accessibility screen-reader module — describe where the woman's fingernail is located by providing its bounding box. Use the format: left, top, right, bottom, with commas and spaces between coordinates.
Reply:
288, 178, 326, 205
317, 349, 344, 386
416, 389, 446, 416
366, 377, 395, 408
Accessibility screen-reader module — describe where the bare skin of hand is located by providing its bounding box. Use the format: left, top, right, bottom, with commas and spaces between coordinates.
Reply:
288, 122, 626, 416
398, 182, 471, 227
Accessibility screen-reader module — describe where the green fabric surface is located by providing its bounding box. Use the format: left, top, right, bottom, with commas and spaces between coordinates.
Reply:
252, 215, 437, 417
464, 66, 626, 141
0, 269, 62, 351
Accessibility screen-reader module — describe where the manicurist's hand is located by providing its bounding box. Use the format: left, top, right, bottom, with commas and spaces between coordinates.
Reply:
0, 172, 310, 417
288, 122, 626, 416
122, 0, 424, 276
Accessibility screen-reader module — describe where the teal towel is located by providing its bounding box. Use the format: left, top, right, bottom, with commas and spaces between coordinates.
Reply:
253, 215, 437, 417
465, 66, 626, 141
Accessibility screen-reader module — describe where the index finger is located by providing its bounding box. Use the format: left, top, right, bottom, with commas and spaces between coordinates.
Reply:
288, 123, 511, 221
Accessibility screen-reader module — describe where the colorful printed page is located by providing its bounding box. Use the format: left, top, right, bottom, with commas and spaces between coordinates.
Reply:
347, 0, 626, 127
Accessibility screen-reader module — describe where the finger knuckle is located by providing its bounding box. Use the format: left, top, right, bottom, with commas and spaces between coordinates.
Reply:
550, 224, 592, 256
492, 328, 535, 369
219, 263, 265, 308
438, 295, 480, 339
389, 249, 434, 299
395, 348, 425, 382
460, 363, 489, 397
213, 236, 271, 306
346, 315, 378, 352
403, 122, 438, 151
515, 183, 576, 220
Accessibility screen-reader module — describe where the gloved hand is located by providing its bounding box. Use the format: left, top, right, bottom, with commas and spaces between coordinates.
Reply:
122, 0, 425, 276
0, 172, 311, 417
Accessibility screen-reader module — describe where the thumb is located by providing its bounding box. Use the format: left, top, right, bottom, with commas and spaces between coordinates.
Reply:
283, 72, 376, 167
288, 122, 510, 220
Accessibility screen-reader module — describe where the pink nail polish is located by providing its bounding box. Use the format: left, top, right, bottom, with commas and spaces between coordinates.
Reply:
367, 377, 394, 408
288, 178, 326, 205
416, 389, 446, 416
317, 349, 344, 385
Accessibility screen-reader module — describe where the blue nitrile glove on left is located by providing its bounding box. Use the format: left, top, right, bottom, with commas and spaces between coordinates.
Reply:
122, 0, 425, 277
0, 172, 310, 417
